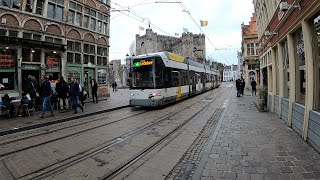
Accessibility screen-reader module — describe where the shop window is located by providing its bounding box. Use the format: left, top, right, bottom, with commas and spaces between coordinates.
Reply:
0, 73, 15, 90
98, 69, 107, 85
294, 28, 306, 105
281, 40, 290, 98
312, 14, 320, 111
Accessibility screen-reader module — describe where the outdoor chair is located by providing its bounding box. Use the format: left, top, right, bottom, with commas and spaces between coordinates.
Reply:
0, 105, 12, 118
21, 102, 35, 117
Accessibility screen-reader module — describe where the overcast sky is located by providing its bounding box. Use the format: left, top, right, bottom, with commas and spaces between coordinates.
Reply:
109, 0, 254, 65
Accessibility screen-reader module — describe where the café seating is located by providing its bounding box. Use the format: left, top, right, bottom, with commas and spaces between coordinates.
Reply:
21, 101, 35, 117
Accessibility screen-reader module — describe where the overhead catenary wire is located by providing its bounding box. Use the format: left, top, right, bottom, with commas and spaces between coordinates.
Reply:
111, 2, 173, 36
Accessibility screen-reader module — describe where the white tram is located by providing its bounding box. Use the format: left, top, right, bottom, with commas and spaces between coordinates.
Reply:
129, 52, 221, 107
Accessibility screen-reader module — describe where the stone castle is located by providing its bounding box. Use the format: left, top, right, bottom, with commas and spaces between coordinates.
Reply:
136, 29, 206, 63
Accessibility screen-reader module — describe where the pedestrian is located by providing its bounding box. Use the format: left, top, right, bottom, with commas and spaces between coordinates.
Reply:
236, 79, 241, 97
39, 75, 54, 118
251, 79, 257, 96
78, 80, 85, 107
69, 77, 83, 114
240, 77, 245, 96
114, 81, 117, 91
91, 79, 98, 103
55, 76, 69, 111
111, 82, 115, 92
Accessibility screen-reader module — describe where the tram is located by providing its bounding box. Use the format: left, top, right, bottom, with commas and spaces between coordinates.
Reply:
129, 52, 221, 107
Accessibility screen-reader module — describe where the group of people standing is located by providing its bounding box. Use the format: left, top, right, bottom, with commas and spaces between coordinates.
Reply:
111, 82, 118, 92
235, 77, 257, 97
22, 75, 99, 118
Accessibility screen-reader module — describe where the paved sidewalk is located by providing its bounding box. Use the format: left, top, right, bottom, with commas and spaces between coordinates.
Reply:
0, 89, 130, 133
201, 89, 320, 180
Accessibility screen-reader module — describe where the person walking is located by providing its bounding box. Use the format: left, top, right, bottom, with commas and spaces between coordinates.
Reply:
56, 76, 69, 111
240, 77, 245, 96
78, 80, 85, 107
91, 79, 98, 103
69, 77, 83, 114
39, 75, 54, 118
236, 79, 241, 97
111, 82, 115, 92
251, 79, 257, 96
114, 81, 118, 91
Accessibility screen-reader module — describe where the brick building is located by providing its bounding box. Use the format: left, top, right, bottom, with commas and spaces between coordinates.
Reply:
136, 28, 206, 64
241, 14, 260, 88
0, 0, 110, 99
253, 0, 320, 152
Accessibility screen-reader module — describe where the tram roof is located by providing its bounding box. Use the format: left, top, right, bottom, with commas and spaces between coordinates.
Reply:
134, 52, 216, 74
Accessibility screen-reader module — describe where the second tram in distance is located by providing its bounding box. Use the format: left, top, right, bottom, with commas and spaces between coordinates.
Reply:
129, 51, 221, 107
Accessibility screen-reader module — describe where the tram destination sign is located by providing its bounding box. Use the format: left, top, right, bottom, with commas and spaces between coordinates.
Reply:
133, 60, 153, 67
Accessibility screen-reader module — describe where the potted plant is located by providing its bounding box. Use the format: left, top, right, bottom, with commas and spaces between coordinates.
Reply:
257, 86, 267, 111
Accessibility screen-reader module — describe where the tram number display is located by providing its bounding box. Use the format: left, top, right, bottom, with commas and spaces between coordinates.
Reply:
133, 60, 153, 67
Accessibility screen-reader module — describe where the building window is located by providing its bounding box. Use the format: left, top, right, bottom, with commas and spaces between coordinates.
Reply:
83, 16, 89, 28
33, 34, 41, 41
84, 7, 96, 31
68, 1, 83, 26
1, 0, 22, 9
247, 43, 255, 56
312, 14, 320, 111
83, 44, 89, 53
67, 52, 73, 63
45, 37, 54, 43
36, 0, 44, 15
47, 0, 64, 22
25, 0, 33, 12
83, 54, 89, 64
75, 53, 81, 63
23, 33, 32, 39
294, 27, 306, 105
67, 41, 82, 64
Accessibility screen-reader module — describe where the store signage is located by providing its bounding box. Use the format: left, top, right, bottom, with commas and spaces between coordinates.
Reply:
21, 64, 40, 70
47, 56, 60, 69
0, 54, 14, 69
133, 60, 153, 67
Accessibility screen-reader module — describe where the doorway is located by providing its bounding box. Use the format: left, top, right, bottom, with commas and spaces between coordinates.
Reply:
84, 68, 95, 97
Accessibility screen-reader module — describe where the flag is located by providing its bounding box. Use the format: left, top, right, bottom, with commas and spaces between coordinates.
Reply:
200, 20, 208, 27
183, 28, 188, 32
175, 33, 179, 36
139, 26, 144, 31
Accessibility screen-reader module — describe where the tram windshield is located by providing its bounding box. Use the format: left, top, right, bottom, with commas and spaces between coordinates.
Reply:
132, 59, 155, 89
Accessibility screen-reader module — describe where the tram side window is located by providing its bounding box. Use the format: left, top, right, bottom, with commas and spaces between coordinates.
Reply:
172, 71, 180, 87
180, 70, 188, 86
155, 59, 165, 88
164, 67, 172, 88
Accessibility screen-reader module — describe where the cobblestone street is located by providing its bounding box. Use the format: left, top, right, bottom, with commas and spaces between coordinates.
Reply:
200, 87, 320, 180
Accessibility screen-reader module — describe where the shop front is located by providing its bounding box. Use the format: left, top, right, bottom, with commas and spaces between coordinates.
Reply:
66, 64, 82, 83
97, 67, 109, 97
84, 67, 95, 96
45, 54, 61, 90
0, 49, 19, 98
21, 64, 41, 92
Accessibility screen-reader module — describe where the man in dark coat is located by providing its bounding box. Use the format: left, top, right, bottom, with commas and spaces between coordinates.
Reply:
251, 79, 257, 96
69, 77, 83, 114
56, 76, 69, 111
40, 75, 54, 118
240, 77, 245, 96
236, 79, 241, 97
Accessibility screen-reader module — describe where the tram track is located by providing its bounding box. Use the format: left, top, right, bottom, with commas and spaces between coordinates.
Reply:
11, 89, 220, 180
24, 89, 222, 180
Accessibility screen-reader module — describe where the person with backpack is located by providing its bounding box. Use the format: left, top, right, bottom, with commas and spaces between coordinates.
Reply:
39, 75, 54, 118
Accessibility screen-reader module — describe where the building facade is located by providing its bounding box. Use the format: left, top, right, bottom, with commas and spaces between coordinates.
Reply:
136, 28, 206, 63
241, 14, 260, 88
253, 0, 320, 152
0, 0, 110, 99
223, 64, 238, 82
108, 59, 121, 86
